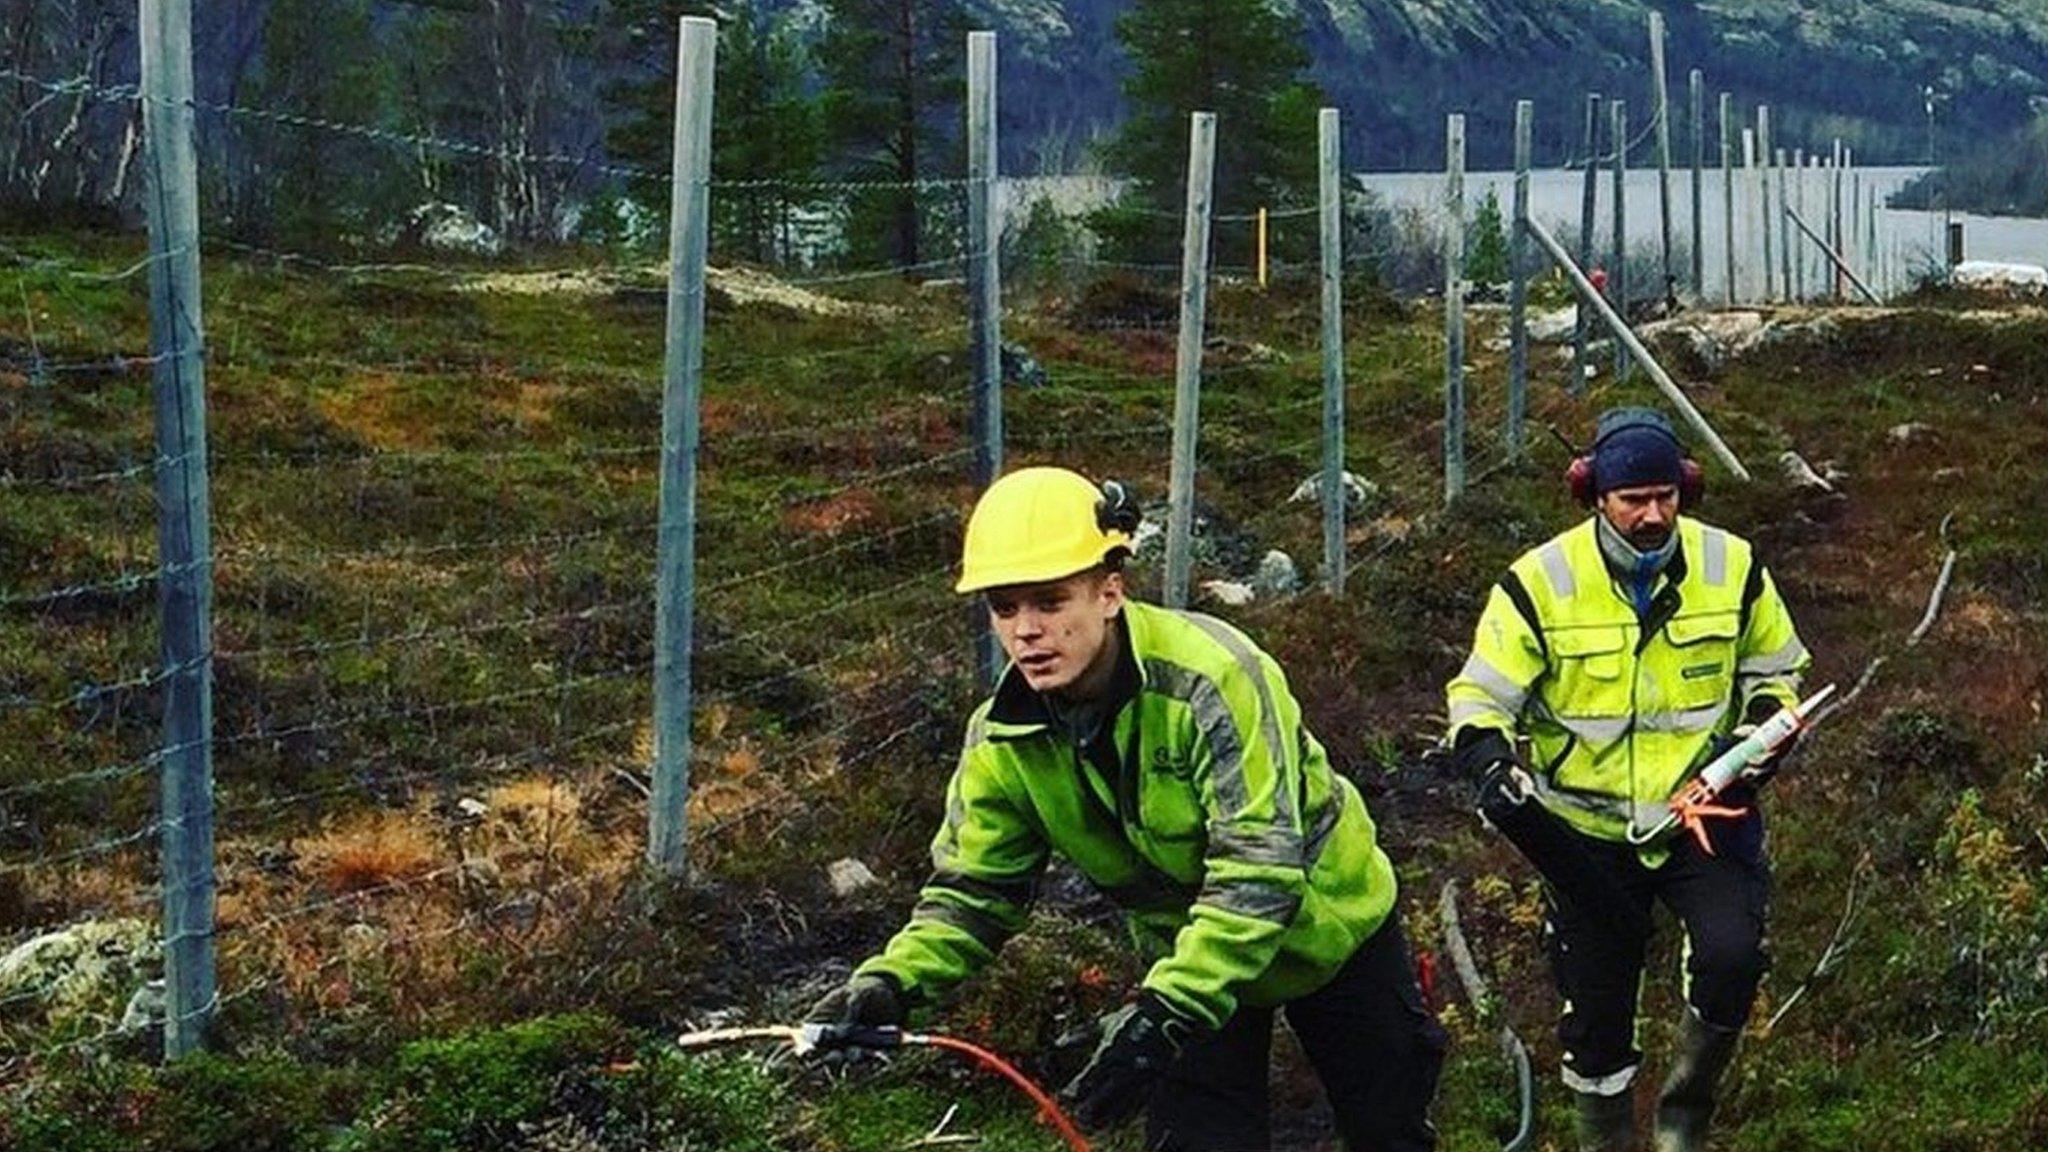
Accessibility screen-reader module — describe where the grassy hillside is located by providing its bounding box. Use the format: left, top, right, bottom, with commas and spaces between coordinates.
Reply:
2, 231, 2045, 1150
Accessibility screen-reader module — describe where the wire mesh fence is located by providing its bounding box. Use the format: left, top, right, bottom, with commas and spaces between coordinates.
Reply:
0, 13, 1813, 1098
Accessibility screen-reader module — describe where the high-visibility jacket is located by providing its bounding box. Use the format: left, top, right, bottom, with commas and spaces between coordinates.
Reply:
1446, 516, 1809, 851
858, 600, 1397, 1031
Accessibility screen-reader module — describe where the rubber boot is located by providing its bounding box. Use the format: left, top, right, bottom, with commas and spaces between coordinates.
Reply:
1653, 1010, 1742, 1152
1573, 1088, 1637, 1152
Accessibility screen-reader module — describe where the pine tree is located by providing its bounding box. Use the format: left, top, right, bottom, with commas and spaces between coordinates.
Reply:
1094, 0, 1321, 266
713, 9, 826, 264
246, 0, 396, 247
600, 1, 825, 263
815, 0, 970, 269
600, 0, 721, 200
1467, 187, 1511, 286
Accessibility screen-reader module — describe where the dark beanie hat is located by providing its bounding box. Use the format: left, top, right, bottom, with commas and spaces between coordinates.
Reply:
1591, 407, 1683, 495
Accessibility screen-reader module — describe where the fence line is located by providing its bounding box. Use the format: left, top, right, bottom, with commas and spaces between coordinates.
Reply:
5, 18, 1925, 1086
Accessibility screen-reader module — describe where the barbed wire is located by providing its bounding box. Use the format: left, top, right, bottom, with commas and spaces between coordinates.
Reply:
696, 706, 951, 843
0, 559, 201, 612
216, 518, 657, 570
0, 656, 202, 721
2, 66, 997, 207
1, 242, 181, 284
0, 742, 168, 802
200, 600, 962, 842
0, 819, 161, 877
0, 349, 178, 376
0, 66, 666, 185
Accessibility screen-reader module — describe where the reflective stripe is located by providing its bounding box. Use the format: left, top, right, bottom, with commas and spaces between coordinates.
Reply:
1555, 714, 1633, 745
963, 714, 988, 750
1185, 613, 1296, 828
1533, 777, 1670, 830
1449, 698, 1516, 729
1304, 795, 1341, 863
1197, 879, 1302, 926
1539, 540, 1577, 600
1700, 527, 1729, 587
1636, 701, 1729, 734
933, 781, 968, 865
1561, 1062, 1640, 1096
1210, 823, 1304, 868
1737, 637, 1808, 677
1146, 662, 1247, 814
1457, 652, 1529, 715
910, 898, 1012, 953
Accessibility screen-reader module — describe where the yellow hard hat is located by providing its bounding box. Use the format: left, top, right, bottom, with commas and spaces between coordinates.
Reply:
956, 467, 1135, 594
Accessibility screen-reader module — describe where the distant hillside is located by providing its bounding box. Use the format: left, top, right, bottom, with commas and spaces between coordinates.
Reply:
1893, 114, 2048, 218
972, 0, 2048, 170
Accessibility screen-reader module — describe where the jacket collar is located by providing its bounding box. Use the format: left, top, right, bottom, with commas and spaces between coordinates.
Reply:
1578, 515, 1691, 589
985, 604, 1147, 738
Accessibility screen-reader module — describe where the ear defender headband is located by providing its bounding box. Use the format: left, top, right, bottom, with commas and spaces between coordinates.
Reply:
1565, 413, 1706, 508
1095, 479, 1142, 535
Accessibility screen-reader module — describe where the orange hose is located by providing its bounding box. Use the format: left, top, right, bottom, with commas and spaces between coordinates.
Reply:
912, 1033, 1092, 1152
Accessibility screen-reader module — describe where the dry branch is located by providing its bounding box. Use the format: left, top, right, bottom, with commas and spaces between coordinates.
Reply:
1765, 852, 1873, 1033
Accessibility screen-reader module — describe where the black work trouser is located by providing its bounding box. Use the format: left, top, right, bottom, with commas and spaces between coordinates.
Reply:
1142, 916, 1447, 1151
1546, 804, 1771, 1092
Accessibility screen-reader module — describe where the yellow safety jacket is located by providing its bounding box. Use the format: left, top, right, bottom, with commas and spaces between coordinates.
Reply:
859, 600, 1397, 1030
1446, 516, 1809, 853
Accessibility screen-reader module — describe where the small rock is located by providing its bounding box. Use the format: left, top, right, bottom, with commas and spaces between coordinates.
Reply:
1888, 422, 1935, 445
341, 922, 384, 955
1288, 471, 1378, 511
827, 858, 878, 898
1778, 450, 1836, 493
1252, 550, 1300, 597
119, 979, 165, 1035
1127, 516, 1165, 561
0, 919, 158, 1014
409, 201, 502, 257
1527, 305, 1580, 344
1199, 580, 1256, 607
456, 797, 490, 820
254, 844, 298, 875
1000, 341, 1049, 388
1932, 466, 1966, 482
459, 856, 502, 888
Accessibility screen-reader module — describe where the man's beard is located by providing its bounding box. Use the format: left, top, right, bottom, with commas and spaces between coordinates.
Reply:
1627, 525, 1673, 552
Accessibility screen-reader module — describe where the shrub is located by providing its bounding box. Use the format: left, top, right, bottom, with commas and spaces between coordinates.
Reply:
341, 1013, 626, 1152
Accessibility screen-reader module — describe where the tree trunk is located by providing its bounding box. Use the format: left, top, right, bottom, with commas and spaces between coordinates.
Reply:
893, 0, 919, 268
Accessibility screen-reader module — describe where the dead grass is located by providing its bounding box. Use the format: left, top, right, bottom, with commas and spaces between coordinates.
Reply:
296, 809, 443, 894
780, 489, 885, 536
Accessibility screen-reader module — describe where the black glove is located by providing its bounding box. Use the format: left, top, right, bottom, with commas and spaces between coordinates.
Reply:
1453, 729, 1534, 820
802, 972, 905, 1053
1057, 992, 1204, 1131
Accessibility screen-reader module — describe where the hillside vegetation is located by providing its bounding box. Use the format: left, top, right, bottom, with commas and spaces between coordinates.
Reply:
2, 232, 2045, 1149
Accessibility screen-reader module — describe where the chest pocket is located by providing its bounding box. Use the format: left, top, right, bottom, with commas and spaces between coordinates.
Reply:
1137, 752, 1206, 842
1548, 625, 1630, 715
1662, 612, 1741, 708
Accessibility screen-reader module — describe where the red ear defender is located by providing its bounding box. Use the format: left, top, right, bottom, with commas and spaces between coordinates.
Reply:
1567, 455, 1597, 506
